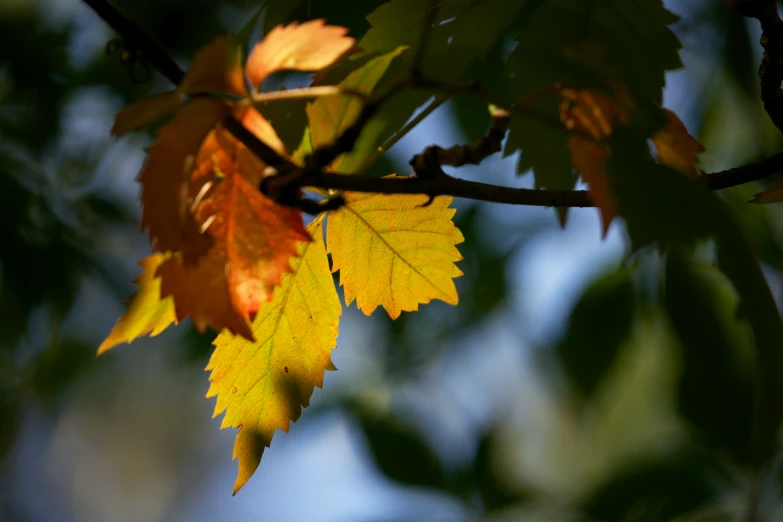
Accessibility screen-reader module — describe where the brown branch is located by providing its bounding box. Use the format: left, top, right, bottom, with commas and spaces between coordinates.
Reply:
85, 0, 783, 211
295, 153, 783, 207
726, 0, 783, 132
83, 0, 293, 170
410, 108, 510, 177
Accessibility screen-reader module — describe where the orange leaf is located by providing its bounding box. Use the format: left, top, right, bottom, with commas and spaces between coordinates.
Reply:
246, 19, 355, 88
157, 132, 308, 337
651, 109, 704, 179
112, 91, 182, 137
180, 35, 246, 98
196, 171, 309, 323
561, 89, 629, 233
567, 136, 614, 234
139, 97, 230, 257
157, 253, 254, 340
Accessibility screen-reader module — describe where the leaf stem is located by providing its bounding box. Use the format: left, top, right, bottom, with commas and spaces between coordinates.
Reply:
250, 86, 366, 104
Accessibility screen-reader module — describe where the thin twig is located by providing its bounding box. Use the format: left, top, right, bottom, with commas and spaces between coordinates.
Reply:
355, 92, 451, 175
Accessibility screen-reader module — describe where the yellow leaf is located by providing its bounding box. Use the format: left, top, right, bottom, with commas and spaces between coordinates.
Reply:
98, 254, 177, 354
112, 91, 181, 137
327, 183, 464, 318
246, 19, 355, 88
306, 46, 406, 153
207, 220, 340, 493
651, 109, 704, 179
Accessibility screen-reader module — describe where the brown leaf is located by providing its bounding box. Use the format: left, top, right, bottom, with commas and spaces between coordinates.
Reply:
566, 136, 614, 234
651, 109, 704, 178
560, 89, 629, 233
112, 91, 181, 137
180, 35, 246, 98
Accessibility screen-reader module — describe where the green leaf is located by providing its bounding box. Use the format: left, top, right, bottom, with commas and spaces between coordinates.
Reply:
359, 0, 528, 83
664, 250, 755, 455
556, 268, 637, 400
305, 46, 408, 158
360, 412, 447, 490
582, 445, 728, 522
504, 0, 682, 190
608, 128, 783, 461
31, 338, 95, 400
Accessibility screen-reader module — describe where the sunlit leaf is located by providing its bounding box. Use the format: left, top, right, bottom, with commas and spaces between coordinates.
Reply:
306, 46, 407, 154
651, 109, 704, 178
246, 19, 355, 88
180, 34, 246, 98
112, 91, 181, 137
139, 97, 229, 257
207, 220, 340, 493
157, 253, 254, 340
327, 181, 464, 318
98, 254, 177, 354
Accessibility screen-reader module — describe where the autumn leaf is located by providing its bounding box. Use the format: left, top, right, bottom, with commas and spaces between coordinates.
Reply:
139, 97, 229, 257
195, 167, 310, 324
246, 19, 355, 88
157, 253, 254, 340
207, 220, 340, 493
112, 36, 244, 137
155, 133, 309, 338
561, 89, 702, 233
651, 109, 704, 179
561, 89, 629, 234
327, 182, 464, 318
98, 254, 177, 354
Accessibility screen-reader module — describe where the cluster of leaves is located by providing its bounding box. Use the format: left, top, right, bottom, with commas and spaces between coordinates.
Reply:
97, 0, 783, 499
100, 20, 465, 492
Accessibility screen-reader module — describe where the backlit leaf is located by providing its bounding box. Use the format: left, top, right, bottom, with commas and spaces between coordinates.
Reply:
505, 0, 682, 191
306, 46, 407, 154
98, 254, 177, 354
327, 182, 464, 318
651, 109, 704, 178
195, 170, 309, 324
180, 34, 246, 98
207, 220, 340, 493
561, 89, 630, 233
157, 253, 254, 340
246, 19, 355, 88
112, 91, 181, 137
155, 128, 309, 338
139, 97, 229, 256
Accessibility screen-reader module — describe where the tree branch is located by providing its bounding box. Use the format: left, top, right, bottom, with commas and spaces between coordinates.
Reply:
85, 0, 783, 211
83, 0, 294, 170
726, 0, 783, 133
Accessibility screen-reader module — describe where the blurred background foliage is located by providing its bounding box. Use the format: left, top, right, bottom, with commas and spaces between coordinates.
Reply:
3, 0, 783, 521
